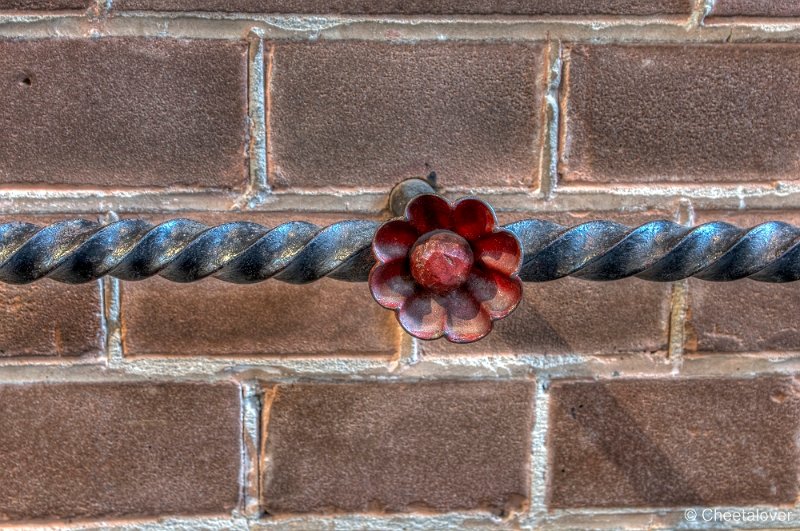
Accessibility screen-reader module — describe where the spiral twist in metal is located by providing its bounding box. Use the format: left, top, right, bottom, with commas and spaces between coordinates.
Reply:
508, 219, 800, 283
0, 219, 379, 284
2, 217, 800, 284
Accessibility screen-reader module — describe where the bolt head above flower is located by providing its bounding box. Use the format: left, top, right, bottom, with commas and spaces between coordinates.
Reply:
369, 194, 523, 343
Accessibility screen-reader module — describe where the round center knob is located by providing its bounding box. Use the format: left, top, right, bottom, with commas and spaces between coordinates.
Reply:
409, 230, 474, 294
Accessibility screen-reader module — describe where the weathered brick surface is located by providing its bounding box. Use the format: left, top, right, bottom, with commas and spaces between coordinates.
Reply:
0, 382, 241, 520
1, 5, 799, 527
120, 212, 398, 357
0, 215, 103, 358
0, 0, 86, 8
711, 1, 800, 17
0, 38, 248, 189
687, 211, 800, 353
262, 381, 535, 515
422, 210, 674, 356
549, 377, 800, 508
560, 45, 800, 185
114, 0, 690, 14
0, 281, 103, 358
269, 41, 544, 190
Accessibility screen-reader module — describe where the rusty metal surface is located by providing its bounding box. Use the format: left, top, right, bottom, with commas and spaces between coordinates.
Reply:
370, 194, 523, 343
2, 217, 800, 284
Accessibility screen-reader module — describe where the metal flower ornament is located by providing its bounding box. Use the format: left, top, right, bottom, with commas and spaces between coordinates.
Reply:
369, 194, 523, 343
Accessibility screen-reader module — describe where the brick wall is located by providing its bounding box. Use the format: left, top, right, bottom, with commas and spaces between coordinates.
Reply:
1, 1, 800, 529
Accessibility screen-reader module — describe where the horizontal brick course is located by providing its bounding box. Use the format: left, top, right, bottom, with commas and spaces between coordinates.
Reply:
0, 0, 86, 8
262, 380, 535, 515
269, 41, 544, 190
711, 1, 800, 17
0, 38, 248, 190
560, 45, 800, 185
120, 212, 399, 357
113, 0, 691, 14
687, 210, 800, 353
422, 210, 674, 355
0, 382, 241, 520
549, 377, 800, 508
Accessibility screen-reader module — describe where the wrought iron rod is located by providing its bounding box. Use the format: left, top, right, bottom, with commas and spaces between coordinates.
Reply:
2, 217, 800, 284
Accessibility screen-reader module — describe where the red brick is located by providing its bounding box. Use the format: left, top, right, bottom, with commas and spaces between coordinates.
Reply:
120, 212, 398, 357
0, 38, 248, 190
0, 281, 103, 358
114, 0, 690, 15
422, 211, 673, 355
687, 210, 800, 353
262, 381, 534, 515
0, 382, 241, 520
711, 1, 800, 17
269, 41, 544, 190
549, 377, 800, 508
0, 215, 103, 358
560, 45, 800, 184
0, 0, 86, 8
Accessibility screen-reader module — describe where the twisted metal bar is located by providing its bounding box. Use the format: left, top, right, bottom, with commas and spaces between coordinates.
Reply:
0, 219, 379, 284
507, 219, 800, 283
2, 218, 800, 284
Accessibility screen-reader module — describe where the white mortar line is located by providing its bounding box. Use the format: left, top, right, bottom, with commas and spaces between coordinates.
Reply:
104, 277, 124, 363
239, 380, 262, 519
537, 38, 562, 199
668, 280, 689, 375
523, 376, 552, 528
689, 0, 716, 28
6, 14, 800, 42
258, 383, 278, 520
667, 201, 695, 374
4, 515, 251, 530
239, 34, 269, 208
2, 351, 800, 384
0, 189, 240, 214
96, 277, 109, 362
252, 512, 512, 529
263, 40, 276, 199
100, 211, 124, 363
391, 330, 419, 369
12, 502, 800, 531
7, 185, 800, 216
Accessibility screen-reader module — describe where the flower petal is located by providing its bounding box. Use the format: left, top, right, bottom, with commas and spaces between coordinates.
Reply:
369, 261, 416, 310
441, 288, 492, 343
473, 230, 522, 276
373, 219, 418, 264
406, 194, 453, 234
453, 198, 497, 241
398, 291, 447, 340
467, 266, 523, 319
